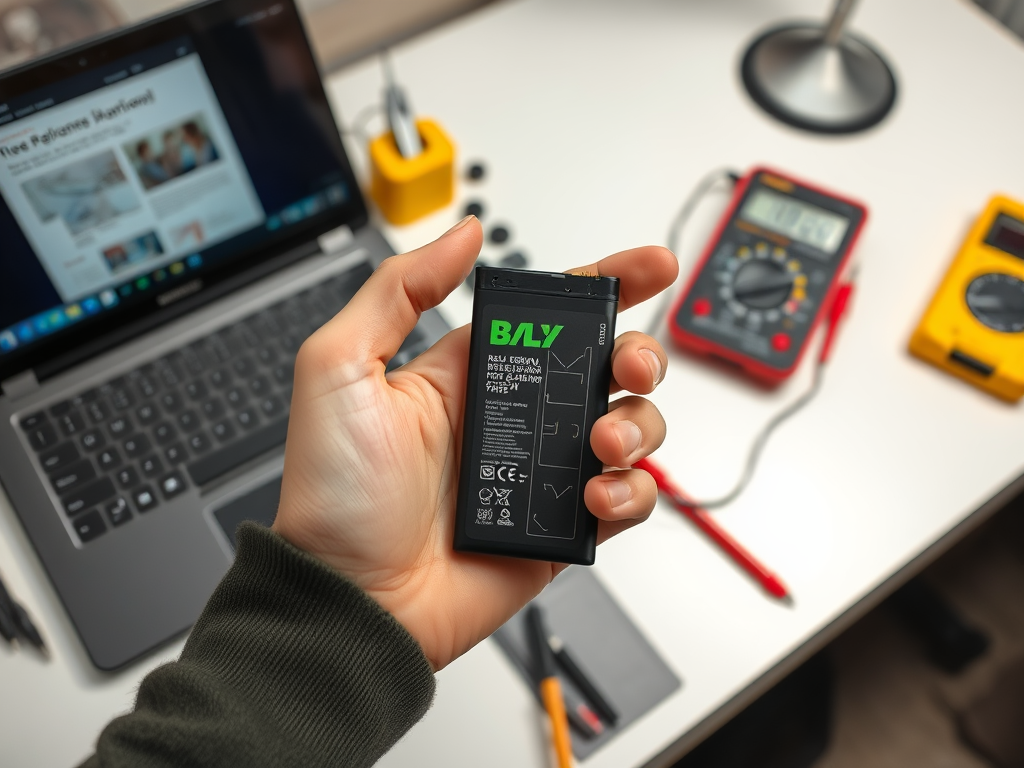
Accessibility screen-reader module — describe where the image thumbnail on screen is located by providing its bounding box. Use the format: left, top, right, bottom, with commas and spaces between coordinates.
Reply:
123, 113, 220, 191
20, 149, 140, 235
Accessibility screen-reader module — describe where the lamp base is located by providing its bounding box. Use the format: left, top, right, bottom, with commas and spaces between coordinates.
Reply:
741, 24, 897, 134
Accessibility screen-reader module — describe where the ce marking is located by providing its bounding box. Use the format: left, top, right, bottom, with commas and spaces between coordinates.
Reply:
496, 466, 524, 483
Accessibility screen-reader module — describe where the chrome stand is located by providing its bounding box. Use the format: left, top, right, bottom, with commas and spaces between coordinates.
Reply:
740, 0, 897, 134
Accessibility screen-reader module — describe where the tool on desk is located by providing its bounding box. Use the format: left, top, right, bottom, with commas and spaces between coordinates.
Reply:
547, 633, 619, 726
0, 570, 48, 656
635, 457, 790, 602
381, 52, 423, 160
527, 605, 574, 768
909, 195, 1024, 402
669, 167, 866, 383
369, 51, 455, 224
494, 569, 682, 761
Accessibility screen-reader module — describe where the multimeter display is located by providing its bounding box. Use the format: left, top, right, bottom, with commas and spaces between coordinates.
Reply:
739, 189, 851, 255
670, 168, 867, 382
984, 214, 1024, 261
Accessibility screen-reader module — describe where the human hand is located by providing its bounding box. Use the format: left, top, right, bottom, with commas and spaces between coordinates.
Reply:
273, 217, 677, 670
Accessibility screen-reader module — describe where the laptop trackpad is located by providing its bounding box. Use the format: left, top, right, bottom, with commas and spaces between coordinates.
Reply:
213, 475, 282, 551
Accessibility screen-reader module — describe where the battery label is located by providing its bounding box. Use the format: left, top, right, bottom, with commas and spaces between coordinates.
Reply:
469, 303, 606, 541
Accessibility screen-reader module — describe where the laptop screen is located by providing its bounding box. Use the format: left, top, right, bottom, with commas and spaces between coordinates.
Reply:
0, 0, 366, 382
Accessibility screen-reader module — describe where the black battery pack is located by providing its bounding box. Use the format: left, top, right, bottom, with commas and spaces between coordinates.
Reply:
454, 267, 619, 565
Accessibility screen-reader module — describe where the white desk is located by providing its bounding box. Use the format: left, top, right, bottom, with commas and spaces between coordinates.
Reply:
3, 0, 1024, 766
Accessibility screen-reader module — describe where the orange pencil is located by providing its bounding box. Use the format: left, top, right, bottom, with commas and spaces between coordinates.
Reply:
527, 605, 573, 768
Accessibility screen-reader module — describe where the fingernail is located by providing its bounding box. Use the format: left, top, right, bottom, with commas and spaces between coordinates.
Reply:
605, 479, 632, 511
444, 214, 475, 236
613, 420, 642, 462
640, 348, 664, 386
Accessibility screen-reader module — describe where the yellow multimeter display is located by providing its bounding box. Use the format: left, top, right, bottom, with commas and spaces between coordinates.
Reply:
910, 195, 1024, 402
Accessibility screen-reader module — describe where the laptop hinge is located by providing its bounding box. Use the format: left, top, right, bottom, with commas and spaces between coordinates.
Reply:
1, 370, 40, 400
317, 225, 354, 255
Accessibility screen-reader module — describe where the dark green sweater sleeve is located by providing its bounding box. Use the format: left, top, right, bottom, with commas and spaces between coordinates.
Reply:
79, 522, 436, 768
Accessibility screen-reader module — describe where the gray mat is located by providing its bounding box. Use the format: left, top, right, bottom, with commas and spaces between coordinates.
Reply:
492, 567, 682, 760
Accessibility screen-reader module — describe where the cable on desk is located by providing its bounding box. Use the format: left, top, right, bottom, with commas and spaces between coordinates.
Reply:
646, 167, 741, 337
646, 168, 858, 510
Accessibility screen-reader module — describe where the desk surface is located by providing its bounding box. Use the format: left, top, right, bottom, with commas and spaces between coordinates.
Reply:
4, 0, 1024, 766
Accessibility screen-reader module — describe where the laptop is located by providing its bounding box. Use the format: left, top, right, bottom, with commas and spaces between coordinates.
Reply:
0, 0, 448, 670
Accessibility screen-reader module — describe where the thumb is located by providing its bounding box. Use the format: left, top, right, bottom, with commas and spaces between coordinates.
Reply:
316, 215, 481, 368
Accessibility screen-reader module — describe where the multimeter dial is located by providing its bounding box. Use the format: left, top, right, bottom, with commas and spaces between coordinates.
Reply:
965, 273, 1024, 333
733, 260, 794, 309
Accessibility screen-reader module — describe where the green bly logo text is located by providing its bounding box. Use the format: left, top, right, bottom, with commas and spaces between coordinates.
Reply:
490, 320, 563, 348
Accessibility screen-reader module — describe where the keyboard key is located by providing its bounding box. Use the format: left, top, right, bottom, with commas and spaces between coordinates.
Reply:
98, 447, 122, 470
188, 431, 212, 454
209, 369, 232, 389
123, 434, 151, 459
51, 459, 97, 494
159, 471, 187, 500
19, 411, 46, 431
259, 395, 284, 418
63, 477, 116, 517
116, 466, 141, 488
37, 438, 78, 475
232, 357, 256, 377
180, 347, 208, 376
73, 510, 107, 543
106, 383, 134, 411
248, 376, 270, 396
185, 380, 208, 401
236, 323, 260, 349
160, 392, 183, 412
80, 429, 105, 452
27, 423, 58, 451
256, 346, 277, 366
109, 415, 132, 438
40, 442, 79, 474
153, 422, 177, 445
211, 420, 236, 443
164, 443, 188, 464
225, 387, 248, 407
136, 403, 159, 425
272, 363, 294, 385
187, 418, 288, 486
71, 389, 98, 406
133, 486, 158, 513
201, 398, 224, 419
177, 410, 201, 433
155, 360, 182, 388
133, 374, 160, 399
236, 407, 260, 430
105, 497, 132, 527
140, 455, 164, 477
85, 400, 110, 423
281, 332, 304, 352
50, 400, 71, 416
58, 411, 86, 436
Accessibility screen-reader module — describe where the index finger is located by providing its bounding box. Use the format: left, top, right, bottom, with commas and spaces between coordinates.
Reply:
568, 246, 678, 311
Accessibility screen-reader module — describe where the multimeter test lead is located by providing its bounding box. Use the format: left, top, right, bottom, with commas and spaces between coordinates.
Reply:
635, 456, 791, 602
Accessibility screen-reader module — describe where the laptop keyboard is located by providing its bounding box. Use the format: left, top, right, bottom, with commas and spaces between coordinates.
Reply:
17, 261, 429, 546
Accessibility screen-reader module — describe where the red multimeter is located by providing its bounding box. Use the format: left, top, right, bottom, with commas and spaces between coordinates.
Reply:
670, 168, 868, 382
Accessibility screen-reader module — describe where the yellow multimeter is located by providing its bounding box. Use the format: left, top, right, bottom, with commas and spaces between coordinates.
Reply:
910, 195, 1024, 402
